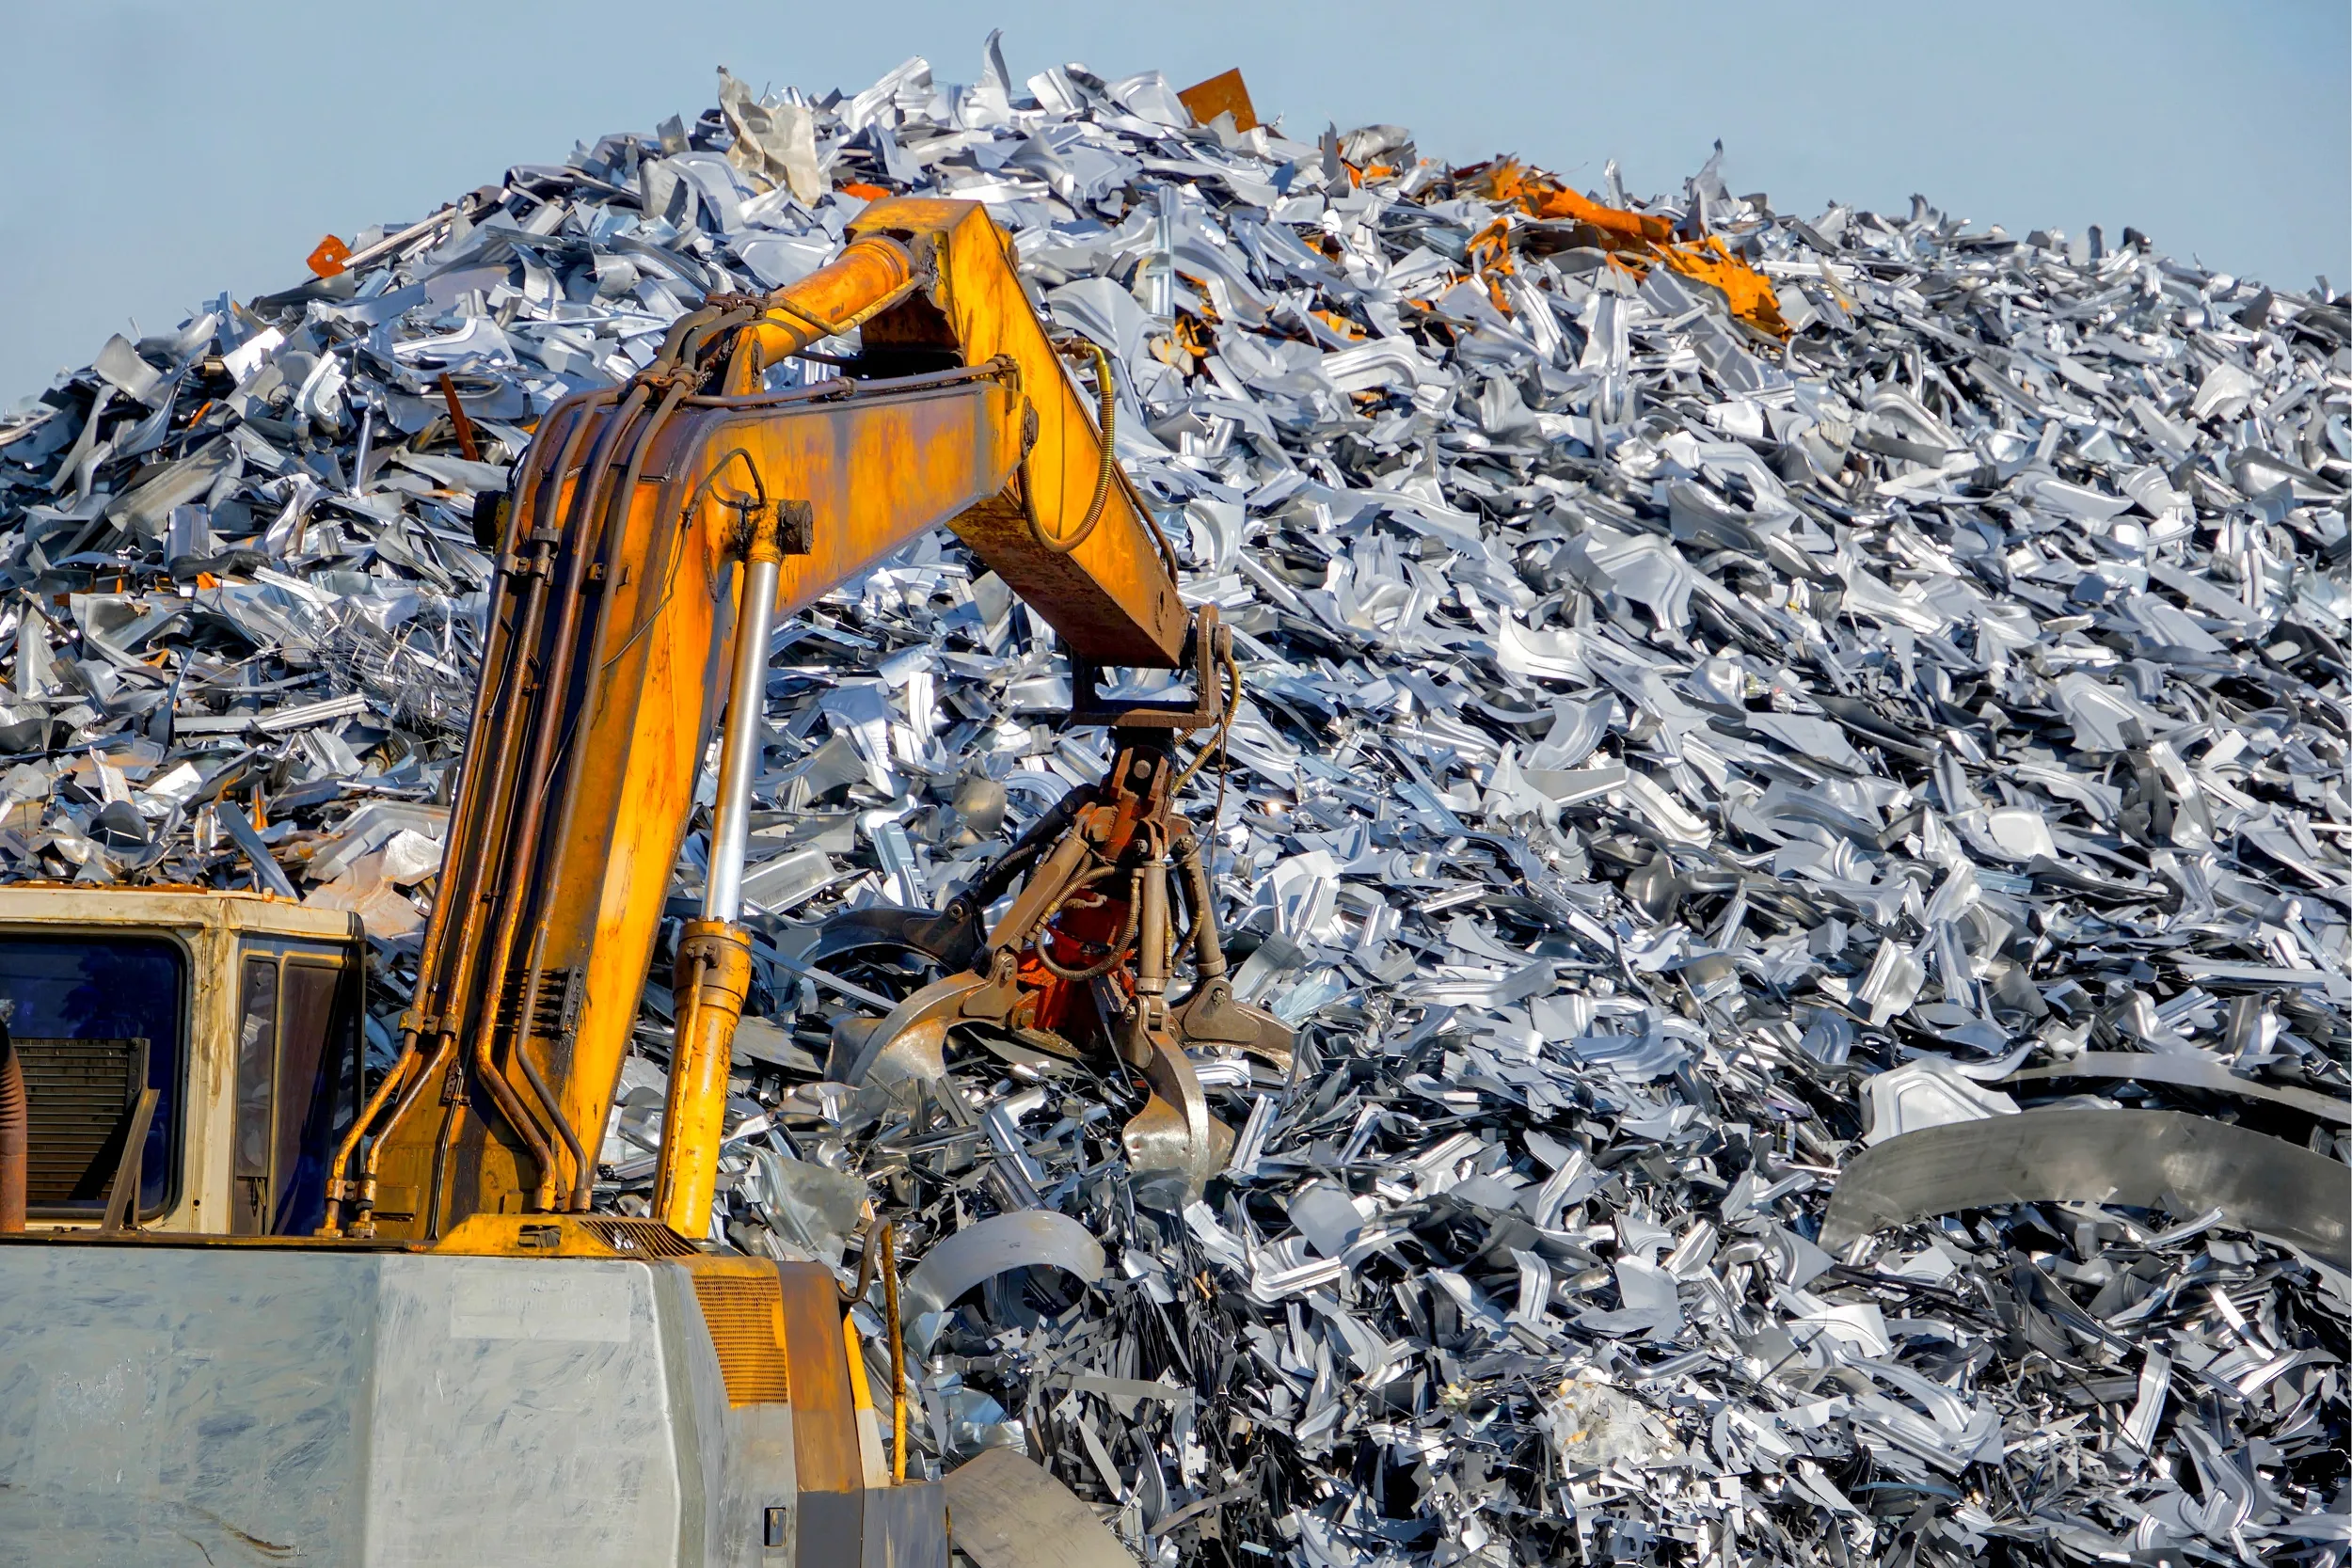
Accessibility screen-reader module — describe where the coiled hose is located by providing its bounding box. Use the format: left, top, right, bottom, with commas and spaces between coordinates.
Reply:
1022, 339, 1120, 556
1029, 863, 1142, 982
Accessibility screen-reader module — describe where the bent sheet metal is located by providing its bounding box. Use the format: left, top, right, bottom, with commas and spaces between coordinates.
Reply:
3, 37, 2349, 1568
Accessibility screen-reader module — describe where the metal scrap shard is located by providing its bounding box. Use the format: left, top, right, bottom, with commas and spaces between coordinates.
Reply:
1823, 1108, 2350, 1268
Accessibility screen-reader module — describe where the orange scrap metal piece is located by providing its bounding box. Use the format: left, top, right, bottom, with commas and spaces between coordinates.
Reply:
306, 234, 352, 278
1469, 161, 1787, 339
1652, 236, 1788, 339
437, 372, 483, 462
1310, 308, 1365, 341
839, 182, 892, 202
1155, 311, 1216, 371
1175, 68, 1258, 134
1170, 272, 1221, 325
1471, 161, 1670, 245
1466, 223, 1511, 273
1466, 217, 1517, 313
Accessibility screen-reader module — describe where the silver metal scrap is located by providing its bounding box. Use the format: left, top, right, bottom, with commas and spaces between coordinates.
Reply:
3, 35, 2348, 1567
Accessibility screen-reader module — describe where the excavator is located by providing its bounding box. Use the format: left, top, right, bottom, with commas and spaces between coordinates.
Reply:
0, 196, 1289, 1566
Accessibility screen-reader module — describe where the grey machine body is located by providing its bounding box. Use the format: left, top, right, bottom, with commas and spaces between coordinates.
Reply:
0, 1241, 945, 1566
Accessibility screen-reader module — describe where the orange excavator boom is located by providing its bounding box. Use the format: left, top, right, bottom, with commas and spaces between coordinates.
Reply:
325, 198, 1273, 1245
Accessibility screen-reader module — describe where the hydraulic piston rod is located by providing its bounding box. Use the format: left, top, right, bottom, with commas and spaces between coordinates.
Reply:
652, 504, 785, 1235
704, 555, 780, 925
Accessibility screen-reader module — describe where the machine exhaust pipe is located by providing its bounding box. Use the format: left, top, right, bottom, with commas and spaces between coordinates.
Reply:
0, 1014, 25, 1233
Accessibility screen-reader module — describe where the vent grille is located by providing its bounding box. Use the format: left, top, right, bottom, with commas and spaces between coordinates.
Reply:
690, 1271, 792, 1405
16, 1037, 146, 1206
578, 1216, 699, 1257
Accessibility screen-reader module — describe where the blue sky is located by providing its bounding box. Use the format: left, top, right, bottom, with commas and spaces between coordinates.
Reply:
4, 0, 2344, 399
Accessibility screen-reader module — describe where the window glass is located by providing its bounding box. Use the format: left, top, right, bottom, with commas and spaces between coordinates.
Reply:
0, 934, 183, 1213
270, 959, 347, 1235
233, 956, 278, 1235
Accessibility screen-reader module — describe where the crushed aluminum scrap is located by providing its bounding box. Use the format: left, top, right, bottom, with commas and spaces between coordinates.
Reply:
5, 35, 2350, 1568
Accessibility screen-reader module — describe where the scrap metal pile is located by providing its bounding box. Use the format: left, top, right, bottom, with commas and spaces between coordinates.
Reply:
4, 37, 2349, 1566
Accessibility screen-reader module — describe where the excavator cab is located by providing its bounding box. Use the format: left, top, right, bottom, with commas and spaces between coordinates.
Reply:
0, 885, 366, 1235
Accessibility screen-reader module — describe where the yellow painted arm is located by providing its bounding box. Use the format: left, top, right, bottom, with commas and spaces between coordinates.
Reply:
329, 199, 1188, 1242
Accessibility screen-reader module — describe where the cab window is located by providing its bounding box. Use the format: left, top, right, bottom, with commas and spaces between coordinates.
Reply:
0, 933, 184, 1218
232, 947, 362, 1235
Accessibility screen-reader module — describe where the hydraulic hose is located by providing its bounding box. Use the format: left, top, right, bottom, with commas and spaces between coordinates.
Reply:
1170, 638, 1242, 796
449, 384, 659, 1213
1023, 340, 1119, 556
512, 380, 691, 1212
323, 389, 614, 1234
1031, 864, 1143, 983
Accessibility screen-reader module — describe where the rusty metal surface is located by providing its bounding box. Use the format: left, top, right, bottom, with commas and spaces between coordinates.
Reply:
775, 1259, 866, 1568
1172, 68, 1258, 135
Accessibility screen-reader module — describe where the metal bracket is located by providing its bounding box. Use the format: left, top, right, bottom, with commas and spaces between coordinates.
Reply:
1169, 978, 1294, 1072
725, 496, 815, 561
773, 499, 815, 556
1066, 604, 1228, 733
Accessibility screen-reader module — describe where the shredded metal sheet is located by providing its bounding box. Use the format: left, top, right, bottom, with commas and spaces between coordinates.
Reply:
4, 35, 2349, 1567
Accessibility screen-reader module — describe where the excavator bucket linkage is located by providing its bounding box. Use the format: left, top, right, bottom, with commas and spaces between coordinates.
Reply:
826, 605, 1290, 1204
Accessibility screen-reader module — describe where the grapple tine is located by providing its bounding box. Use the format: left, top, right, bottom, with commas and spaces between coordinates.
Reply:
823, 606, 1252, 1204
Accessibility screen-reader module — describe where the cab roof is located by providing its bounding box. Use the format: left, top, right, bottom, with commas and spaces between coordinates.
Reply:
0, 884, 361, 942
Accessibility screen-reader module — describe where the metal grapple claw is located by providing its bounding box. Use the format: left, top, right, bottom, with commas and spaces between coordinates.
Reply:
827, 608, 1265, 1201
1120, 1033, 1230, 1208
